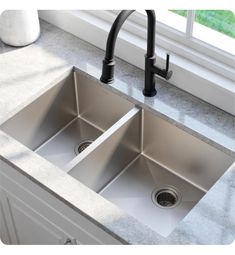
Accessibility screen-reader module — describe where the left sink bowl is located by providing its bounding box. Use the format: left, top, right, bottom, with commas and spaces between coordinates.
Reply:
0, 69, 134, 169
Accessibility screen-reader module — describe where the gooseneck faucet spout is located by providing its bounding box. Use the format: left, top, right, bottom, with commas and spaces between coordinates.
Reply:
100, 10, 173, 97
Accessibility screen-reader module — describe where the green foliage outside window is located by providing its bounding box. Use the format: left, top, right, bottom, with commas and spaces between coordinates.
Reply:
170, 10, 235, 38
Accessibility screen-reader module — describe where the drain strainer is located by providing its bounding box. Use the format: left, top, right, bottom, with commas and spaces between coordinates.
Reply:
151, 186, 181, 209
74, 140, 93, 155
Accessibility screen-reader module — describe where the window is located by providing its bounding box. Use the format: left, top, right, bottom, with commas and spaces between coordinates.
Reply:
172, 10, 235, 38
138, 9, 187, 32
119, 9, 235, 80
171, 10, 235, 55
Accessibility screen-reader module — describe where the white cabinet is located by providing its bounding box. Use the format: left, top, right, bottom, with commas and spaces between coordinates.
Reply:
0, 160, 121, 245
1, 190, 75, 245
0, 197, 11, 244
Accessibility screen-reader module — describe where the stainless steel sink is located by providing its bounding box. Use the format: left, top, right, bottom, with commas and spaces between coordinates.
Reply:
0, 70, 134, 168
1, 69, 234, 237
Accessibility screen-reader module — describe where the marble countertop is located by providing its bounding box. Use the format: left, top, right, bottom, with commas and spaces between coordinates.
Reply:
0, 20, 234, 244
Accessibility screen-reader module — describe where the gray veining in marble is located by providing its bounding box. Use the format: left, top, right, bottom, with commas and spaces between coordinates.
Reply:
0, 20, 234, 244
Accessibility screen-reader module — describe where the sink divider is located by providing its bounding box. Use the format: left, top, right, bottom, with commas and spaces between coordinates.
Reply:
65, 106, 141, 192
65, 107, 141, 173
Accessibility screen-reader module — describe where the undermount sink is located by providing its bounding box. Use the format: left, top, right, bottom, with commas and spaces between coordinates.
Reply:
0, 69, 133, 168
1, 69, 234, 237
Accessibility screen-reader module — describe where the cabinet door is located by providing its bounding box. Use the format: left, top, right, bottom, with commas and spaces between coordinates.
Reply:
0, 197, 10, 244
0, 160, 121, 245
1, 189, 75, 245
0, 189, 18, 245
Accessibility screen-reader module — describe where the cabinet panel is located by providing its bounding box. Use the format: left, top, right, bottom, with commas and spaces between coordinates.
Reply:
0, 160, 121, 244
0, 190, 18, 244
0, 199, 10, 244
8, 194, 69, 245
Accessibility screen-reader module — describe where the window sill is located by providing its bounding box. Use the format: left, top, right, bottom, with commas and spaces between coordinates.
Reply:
38, 10, 235, 115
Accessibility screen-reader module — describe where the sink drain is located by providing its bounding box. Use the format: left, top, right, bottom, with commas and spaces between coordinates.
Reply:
75, 140, 93, 155
151, 186, 181, 209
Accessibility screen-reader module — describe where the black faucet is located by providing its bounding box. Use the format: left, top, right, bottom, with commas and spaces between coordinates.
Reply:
100, 10, 173, 97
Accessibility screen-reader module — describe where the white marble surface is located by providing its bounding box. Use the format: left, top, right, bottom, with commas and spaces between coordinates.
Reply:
0, 20, 234, 244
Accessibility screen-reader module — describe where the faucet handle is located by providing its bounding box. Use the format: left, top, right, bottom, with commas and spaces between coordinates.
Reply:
166, 53, 170, 72
165, 53, 173, 80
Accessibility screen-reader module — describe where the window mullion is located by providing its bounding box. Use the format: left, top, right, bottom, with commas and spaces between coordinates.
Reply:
186, 10, 195, 39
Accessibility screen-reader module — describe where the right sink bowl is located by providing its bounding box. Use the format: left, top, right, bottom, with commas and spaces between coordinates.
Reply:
69, 107, 234, 237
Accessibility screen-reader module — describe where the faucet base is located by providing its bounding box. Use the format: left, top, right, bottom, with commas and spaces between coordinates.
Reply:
142, 88, 157, 97
100, 76, 114, 84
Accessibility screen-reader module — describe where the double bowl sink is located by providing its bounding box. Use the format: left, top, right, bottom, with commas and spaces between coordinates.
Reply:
1, 69, 233, 237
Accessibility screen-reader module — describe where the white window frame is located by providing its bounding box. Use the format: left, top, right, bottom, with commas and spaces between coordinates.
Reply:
39, 10, 235, 115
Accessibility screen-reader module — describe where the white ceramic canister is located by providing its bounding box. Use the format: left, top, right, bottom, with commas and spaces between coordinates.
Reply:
0, 10, 40, 46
